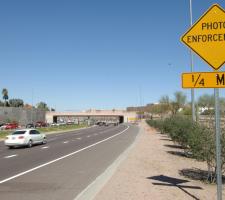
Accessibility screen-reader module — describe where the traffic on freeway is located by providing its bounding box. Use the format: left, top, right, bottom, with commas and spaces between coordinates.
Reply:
0, 124, 139, 200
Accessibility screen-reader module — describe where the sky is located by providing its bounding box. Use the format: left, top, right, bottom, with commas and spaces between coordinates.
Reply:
0, 0, 225, 111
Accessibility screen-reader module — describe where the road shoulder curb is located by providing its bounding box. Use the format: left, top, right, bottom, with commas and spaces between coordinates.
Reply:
74, 124, 144, 200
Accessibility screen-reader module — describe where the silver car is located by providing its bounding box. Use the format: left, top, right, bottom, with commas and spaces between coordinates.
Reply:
5, 129, 47, 149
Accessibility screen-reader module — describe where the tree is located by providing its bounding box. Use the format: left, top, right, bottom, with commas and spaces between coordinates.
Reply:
159, 95, 171, 114
198, 94, 214, 109
9, 99, 24, 107
0, 100, 4, 107
36, 102, 49, 111
198, 94, 214, 115
174, 91, 186, 108
198, 94, 225, 116
2, 88, 9, 106
171, 91, 187, 115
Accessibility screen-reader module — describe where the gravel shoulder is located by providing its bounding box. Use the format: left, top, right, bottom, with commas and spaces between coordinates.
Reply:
94, 121, 224, 200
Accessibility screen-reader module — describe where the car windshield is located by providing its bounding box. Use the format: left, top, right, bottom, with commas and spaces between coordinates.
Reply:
11, 131, 26, 135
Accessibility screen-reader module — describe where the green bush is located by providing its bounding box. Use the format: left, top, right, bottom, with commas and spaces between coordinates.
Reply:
146, 119, 164, 132
146, 116, 225, 183
158, 115, 193, 149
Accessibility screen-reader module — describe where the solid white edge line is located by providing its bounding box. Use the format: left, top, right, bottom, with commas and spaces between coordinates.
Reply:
0, 126, 129, 184
74, 125, 142, 200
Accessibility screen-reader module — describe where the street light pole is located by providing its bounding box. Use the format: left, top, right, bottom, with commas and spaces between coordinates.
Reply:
189, 0, 196, 122
31, 89, 34, 124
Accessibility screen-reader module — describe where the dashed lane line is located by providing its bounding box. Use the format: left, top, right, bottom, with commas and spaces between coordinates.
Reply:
41, 146, 49, 149
4, 155, 17, 159
0, 126, 129, 184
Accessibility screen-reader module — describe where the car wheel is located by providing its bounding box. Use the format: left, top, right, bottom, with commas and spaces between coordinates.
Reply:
8, 146, 14, 149
27, 140, 33, 148
42, 138, 47, 144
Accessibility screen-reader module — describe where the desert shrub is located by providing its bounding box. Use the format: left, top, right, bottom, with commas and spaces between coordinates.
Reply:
146, 116, 225, 183
146, 119, 164, 133
162, 115, 193, 149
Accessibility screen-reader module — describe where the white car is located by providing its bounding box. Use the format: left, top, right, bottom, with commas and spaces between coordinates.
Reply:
5, 129, 47, 149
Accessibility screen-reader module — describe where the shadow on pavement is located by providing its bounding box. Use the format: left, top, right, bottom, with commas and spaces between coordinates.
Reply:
164, 144, 183, 149
179, 168, 225, 184
160, 138, 173, 142
147, 175, 202, 200
166, 150, 189, 158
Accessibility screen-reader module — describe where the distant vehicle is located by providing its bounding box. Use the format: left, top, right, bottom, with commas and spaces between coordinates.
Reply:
26, 123, 35, 128
5, 129, 47, 149
3, 123, 19, 130
0, 123, 5, 127
58, 122, 66, 126
50, 122, 66, 126
66, 121, 74, 125
0, 123, 6, 130
50, 123, 58, 127
96, 122, 104, 126
96, 121, 109, 126
35, 121, 47, 128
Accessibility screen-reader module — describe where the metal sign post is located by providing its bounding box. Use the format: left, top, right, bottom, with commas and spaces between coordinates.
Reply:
215, 88, 222, 200
189, 0, 196, 122
181, 4, 225, 200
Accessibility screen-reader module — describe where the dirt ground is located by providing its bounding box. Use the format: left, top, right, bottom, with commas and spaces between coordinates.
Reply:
94, 121, 225, 200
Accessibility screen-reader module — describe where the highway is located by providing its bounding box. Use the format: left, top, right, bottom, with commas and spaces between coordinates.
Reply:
0, 124, 139, 200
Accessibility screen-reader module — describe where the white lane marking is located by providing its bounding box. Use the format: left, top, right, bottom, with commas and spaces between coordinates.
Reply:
63, 141, 69, 144
4, 155, 17, 159
74, 126, 140, 200
0, 126, 129, 184
86, 135, 91, 138
76, 137, 82, 140
41, 146, 49, 149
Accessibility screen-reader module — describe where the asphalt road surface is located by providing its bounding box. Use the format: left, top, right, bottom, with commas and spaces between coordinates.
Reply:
0, 124, 139, 200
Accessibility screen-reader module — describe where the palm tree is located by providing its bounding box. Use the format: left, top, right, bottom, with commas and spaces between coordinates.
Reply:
2, 88, 9, 107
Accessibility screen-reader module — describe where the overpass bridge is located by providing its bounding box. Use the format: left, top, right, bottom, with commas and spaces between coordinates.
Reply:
46, 109, 138, 124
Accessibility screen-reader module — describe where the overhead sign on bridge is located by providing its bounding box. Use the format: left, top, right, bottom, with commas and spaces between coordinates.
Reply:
181, 4, 225, 70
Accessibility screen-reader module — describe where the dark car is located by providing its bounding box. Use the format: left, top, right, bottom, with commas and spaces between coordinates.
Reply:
26, 123, 35, 128
0, 123, 6, 130
96, 121, 107, 126
0, 123, 5, 127
35, 121, 48, 128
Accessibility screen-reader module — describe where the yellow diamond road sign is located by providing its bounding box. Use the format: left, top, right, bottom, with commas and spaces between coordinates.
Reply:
181, 4, 225, 70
